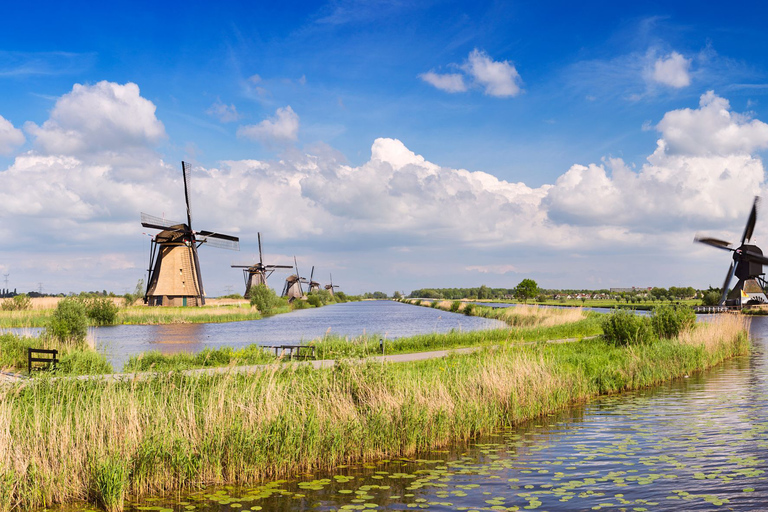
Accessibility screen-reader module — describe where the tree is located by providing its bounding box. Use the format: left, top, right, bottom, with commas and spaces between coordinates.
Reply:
514, 279, 539, 303
477, 285, 490, 300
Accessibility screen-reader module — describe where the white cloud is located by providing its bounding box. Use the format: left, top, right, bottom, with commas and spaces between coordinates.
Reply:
466, 265, 518, 274
546, 91, 767, 229
206, 98, 240, 123
24, 81, 165, 155
463, 49, 522, 97
418, 71, 467, 93
237, 106, 299, 144
420, 49, 522, 98
0, 114, 24, 154
652, 51, 691, 88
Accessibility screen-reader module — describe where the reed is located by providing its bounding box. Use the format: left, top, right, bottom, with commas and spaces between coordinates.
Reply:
408, 299, 588, 328
0, 315, 748, 511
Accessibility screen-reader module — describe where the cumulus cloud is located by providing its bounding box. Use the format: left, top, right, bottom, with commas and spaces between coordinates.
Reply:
237, 106, 299, 144
418, 72, 467, 93
546, 91, 767, 229
463, 49, 522, 97
0, 114, 24, 154
206, 98, 240, 123
420, 49, 522, 98
652, 51, 691, 88
24, 81, 165, 155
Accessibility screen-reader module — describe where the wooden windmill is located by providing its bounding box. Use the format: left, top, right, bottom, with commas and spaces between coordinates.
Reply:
695, 196, 768, 306
281, 256, 307, 301
231, 233, 292, 298
307, 266, 321, 293
141, 161, 240, 307
325, 273, 340, 296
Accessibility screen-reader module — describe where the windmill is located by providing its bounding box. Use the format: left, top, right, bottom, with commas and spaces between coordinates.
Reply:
695, 196, 768, 306
231, 233, 292, 298
141, 161, 240, 307
307, 266, 321, 293
325, 273, 340, 296
281, 256, 306, 301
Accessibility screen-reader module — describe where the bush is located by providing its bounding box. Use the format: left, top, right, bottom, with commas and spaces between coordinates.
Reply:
85, 297, 120, 325
249, 284, 280, 315
600, 309, 653, 346
306, 294, 322, 307
335, 291, 348, 302
463, 303, 475, 316
650, 305, 696, 339
47, 297, 88, 345
1, 293, 31, 311
701, 291, 721, 307
450, 301, 461, 312
291, 299, 310, 310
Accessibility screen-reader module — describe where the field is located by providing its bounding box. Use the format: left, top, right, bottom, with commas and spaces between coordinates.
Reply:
0, 314, 749, 511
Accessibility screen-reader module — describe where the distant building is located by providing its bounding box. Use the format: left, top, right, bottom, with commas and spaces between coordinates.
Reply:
610, 287, 652, 293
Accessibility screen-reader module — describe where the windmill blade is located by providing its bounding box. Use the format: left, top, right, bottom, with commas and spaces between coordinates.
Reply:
197, 230, 239, 242
231, 265, 251, 268
294, 256, 303, 295
741, 250, 768, 266
310, 266, 315, 283
197, 235, 240, 251
181, 161, 193, 231
191, 244, 205, 306
141, 212, 187, 231
720, 261, 737, 305
694, 236, 734, 251
265, 265, 293, 269
330, 273, 333, 288
258, 232, 264, 266
741, 196, 760, 244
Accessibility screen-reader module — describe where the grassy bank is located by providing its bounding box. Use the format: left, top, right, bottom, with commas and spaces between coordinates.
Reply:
0, 333, 112, 375
0, 314, 749, 511
405, 297, 701, 310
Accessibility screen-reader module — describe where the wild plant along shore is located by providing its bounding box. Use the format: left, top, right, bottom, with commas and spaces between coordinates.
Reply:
0, 312, 749, 511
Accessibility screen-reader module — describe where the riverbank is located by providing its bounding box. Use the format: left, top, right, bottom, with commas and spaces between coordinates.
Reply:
404, 297, 701, 311
2, 314, 748, 512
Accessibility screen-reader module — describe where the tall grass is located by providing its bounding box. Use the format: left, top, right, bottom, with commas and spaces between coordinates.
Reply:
0, 315, 748, 511
0, 332, 112, 375
406, 299, 588, 328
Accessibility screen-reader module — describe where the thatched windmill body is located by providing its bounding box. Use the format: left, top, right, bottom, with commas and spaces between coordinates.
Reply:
142, 162, 240, 307
231, 233, 292, 298
695, 196, 768, 306
325, 273, 339, 296
281, 257, 307, 301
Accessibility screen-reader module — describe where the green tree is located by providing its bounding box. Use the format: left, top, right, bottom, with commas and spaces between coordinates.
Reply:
249, 284, 280, 315
514, 279, 539, 303
47, 297, 88, 345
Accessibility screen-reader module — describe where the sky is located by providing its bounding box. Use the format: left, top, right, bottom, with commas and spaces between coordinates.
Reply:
2, 0, 768, 296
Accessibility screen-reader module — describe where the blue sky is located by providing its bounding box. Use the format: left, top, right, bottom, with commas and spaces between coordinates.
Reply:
2, 1, 768, 295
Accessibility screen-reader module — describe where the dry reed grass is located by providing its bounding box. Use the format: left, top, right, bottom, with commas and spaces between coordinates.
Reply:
495, 304, 586, 327
678, 313, 751, 351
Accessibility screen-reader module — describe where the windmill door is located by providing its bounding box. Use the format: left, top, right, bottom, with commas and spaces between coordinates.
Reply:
183, 297, 187, 307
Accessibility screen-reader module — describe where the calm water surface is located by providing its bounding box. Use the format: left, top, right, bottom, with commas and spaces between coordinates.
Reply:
90, 300, 506, 370
107, 315, 768, 511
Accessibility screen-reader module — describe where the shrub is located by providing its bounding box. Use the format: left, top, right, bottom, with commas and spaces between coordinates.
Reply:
306, 294, 322, 307
413, 299, 422, 306
450, 301, 461, 312
701, 291, 721, 307
650, 305, 696, 339
85, 297, 120, 325
0, 293, 31, 311
335, 291, 347, 302
291, 299, 310, 310
46, 297, 88, 345
249, 284, 279, 315
463, 303, 475, 316
600, 309, 653, 346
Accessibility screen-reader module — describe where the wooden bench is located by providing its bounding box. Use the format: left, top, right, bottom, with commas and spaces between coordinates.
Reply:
267, 345, 316, 360
27, 348, 59, 373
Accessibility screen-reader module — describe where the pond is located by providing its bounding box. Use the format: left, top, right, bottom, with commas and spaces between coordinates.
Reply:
100, 315, 768, 511
89, 300, 506, 370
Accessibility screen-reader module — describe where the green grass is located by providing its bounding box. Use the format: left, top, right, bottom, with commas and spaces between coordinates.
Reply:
0, 332, 112, 375
124, 345, 277, 372
0, 315, 748, 511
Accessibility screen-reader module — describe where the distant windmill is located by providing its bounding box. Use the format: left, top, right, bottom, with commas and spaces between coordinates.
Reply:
141, 161, 240, 307
307, 266, 321, 293
231, 233, 293, 298
695, 196, 768, 306
281, 256, 306, 301
325, 273, 340, 296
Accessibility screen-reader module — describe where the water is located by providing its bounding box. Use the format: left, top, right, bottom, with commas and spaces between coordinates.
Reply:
82, 300, 505, 370
112, 315, 768, 511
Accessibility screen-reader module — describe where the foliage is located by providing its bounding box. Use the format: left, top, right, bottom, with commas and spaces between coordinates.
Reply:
362, 291, 389, 299
650, 305, 696, 339
84, 297, 120, 325
514, 279, 539, 303
600, 309, 653, 346
58, 350, 113, 375
701, 290, 722, 306
450, 301, 462, 312
249, 284, 281, 315
0, 332, 111, 374
46, 297, 88, 345
291, 298, 310, 310
123, 279, 145, 306
124, 345, 275, 372
90, 455, 129, 512
306, 294, 322, 307
335, 291, 348, 302
0, 294, 31, 311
